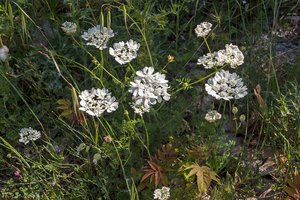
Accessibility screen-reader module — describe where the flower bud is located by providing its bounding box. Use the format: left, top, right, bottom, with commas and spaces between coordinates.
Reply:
124, 110, 129, 115
104, 136, 112, 143
168, 55, 174, 63
240, 46, 246, 52
232, 107, 238, 114
240, 114, 246, 122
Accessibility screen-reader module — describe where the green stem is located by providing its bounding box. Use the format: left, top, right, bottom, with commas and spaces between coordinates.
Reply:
175, 6, 179, 52
141, 116, 149, 150
71, 35, 121, 85
0, 37, 3, 48
126, 14, 153, 67
100, 50, 104, 79
93, 117, 98, 145
125, 113, 152, 161
128, 62, 136, 74
161, 62, 169, 72
189, 64, 228, 87
203, 36, 213, 58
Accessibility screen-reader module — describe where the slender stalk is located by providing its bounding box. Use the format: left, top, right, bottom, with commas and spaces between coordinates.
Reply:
128, 62, 136, 74
175, 4, 179, 52
203, 36, 213, 58
98, 117, 131, 196
93, 117, 98, 145
126, 14, 153, 67
100, 50, 104, 79
71, 35, 121, 85
161, 62, 170, 72
125, 113, 152, 161
141, 116, 149, 150
189, 64, 228, 87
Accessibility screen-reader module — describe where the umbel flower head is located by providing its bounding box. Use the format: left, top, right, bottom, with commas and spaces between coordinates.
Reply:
195, 22, 212, 37
197, 44, 244, 69
128, 67, 170, 110
153, 186, 170, 200
205, 69, 248, 100
81, 25, 114, 50
130, 102, 150, 116
205, 110, 222, 122
0, 45, 9, 61
61, 21, 77, 35
218, 44, 244, 68
197, 52, 226, 69
109, 39, 140, 65
78, 88, 119, 117
19, 127, 41, 145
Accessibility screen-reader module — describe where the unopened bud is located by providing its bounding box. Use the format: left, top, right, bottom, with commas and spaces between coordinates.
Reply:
7, 154, 11, 158
124, 110, 129, 115
240, 114, 246, 122
168, 55, 174, 63
240, 46, 246, 52
232, 107, 238, 114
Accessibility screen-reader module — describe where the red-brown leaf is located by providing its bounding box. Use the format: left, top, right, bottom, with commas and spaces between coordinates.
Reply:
155, 172, 160, 188
141, 171, 153, 183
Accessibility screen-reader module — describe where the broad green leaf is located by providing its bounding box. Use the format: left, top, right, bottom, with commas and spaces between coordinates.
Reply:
59, 108, 72, 117
93, 153, 101, 161
79, 143, 86, 151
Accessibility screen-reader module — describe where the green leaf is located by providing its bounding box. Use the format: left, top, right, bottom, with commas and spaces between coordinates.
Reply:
79, 143, 86, 151
93, 153, 101, 161
59, 108, 72, 117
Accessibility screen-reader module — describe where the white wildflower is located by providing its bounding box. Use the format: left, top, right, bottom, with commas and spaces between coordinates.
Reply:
81, 25, 114, 50
130, 103, 150, 116
0, 45, 9, 61
19, 127, 41, 145
197, 52, 226, 69
222, 44, 244, 68
109, 39, 140, 65
61, 21, 77, 35
78, 88, 118, 117
205, 110, 222, 122
92, 159, 97, 165
128, 67, 170, 109
195, 22, 212, 37
205, 69, 247, 100
153, 186, 170, 200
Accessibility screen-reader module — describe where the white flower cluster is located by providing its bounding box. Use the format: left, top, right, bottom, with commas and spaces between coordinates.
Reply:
197, 52, 225, 69
218, 44, 244, 68
0, 45, 9, 61
197, 44, 244, 69
130, 102, 150, 116
61, 21, 77, 35
78, 88, 119, 117
205, 110, 222, 122
81, 25, 114, 50
195, 22, 212, 37
109, 39, 140, 65
205, 69, 248, 100
128, 67, 170, 112
19, 127, 41, 145
153, 186, 170, 200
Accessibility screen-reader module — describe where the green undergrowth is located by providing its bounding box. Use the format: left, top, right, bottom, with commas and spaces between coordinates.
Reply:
0, 0, 299, 199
